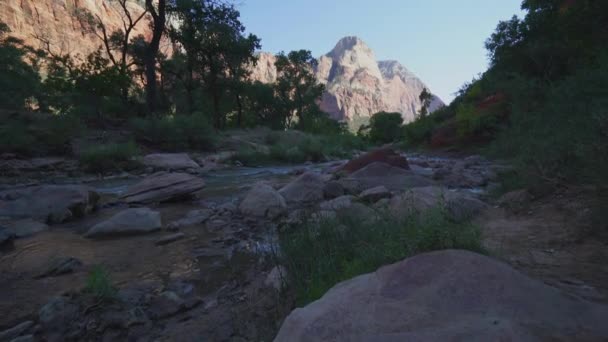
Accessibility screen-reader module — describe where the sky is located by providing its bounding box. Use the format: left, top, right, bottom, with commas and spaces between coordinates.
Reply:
238, 0, 525, 103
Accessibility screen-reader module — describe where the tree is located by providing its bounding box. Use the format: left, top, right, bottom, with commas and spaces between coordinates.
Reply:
226, 35, 261, 127
418, 87, 433, 118
368, 112, 404, 144
144, 0, 166, 114
274, 50, 325, 127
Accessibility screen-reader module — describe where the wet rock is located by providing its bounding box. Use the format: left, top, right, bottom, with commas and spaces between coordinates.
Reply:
339, 148, 409, 174
166, 209, 212, 230
359, 185, 391, 203
155, 232, 185, 246
275, 250, 608, 341
239, 183, 286, 219
36, 257, 82, 278
141, 153, 200, 171
0, 185, 99, 223
389, 186, 488, 222
319, 195, 354, 211
0, 320, 34, 341
279, 172, 325, 204
322, 181, 344, 199
85, 208, 161, 238
264, 266, 287, 291
4, 219, 49, 238
38, 296, 79, 331
120, 172, 205, 204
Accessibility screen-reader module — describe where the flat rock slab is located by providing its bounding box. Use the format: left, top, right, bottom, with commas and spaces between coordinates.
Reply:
339, 162, 434, 193
0, 185, 99, 223
120, 172, 205, 204
141, 153, 200, 171
85, 208, 162, 238
276, 250, 608, 341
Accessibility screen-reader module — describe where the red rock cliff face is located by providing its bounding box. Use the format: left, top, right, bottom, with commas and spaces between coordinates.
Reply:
250, 37, 444, 126
0, 0, 157, 57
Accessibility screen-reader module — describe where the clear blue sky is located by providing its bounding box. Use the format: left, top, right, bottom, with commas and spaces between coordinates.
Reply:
238, 0, 525, 103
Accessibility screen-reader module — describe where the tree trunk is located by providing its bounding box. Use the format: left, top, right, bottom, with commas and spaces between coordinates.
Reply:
144, 0, 166, 115
235, 93, 243, 127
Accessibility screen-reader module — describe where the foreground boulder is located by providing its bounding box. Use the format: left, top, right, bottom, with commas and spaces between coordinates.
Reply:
275, 250, 608, 341
120, 172, 205, 204
279, 172, 324, 204
239, 183, 287, 219
389, 186, 487, 222
141, 153, 200, 171
339, 162, 434, 193
339, 148, 409, 174
0, 185, 99, 223
85, 208, 162, 238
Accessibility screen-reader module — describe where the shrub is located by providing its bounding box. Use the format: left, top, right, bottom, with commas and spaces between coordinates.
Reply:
85, 265, 116, 301
130, 113, 216, 151
367, 111, 404, 144
279, 208, 484, 305
79, 141, 140, 173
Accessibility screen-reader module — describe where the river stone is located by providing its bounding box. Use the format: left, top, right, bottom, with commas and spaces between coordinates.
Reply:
0, 227, 15, 248
0, 320, 34, 341
389, 186, 488, 222
275, 250, 608, 341
322, 181, 345, 199
120, 172, 205, 204
319, 195, 354, 211
239, 183, 287, 219
279, 172, 324, 204
38, 296, 79, 331
141, 153, 200, 171
4, 219, 49, 238
359, 185, 391, 203
166, 209, 212, 230
85, 208, 162, 238
339, 162, 435, 193
339, 148, 409, 174
0, 185, 99, 223
265, 266, 288, 291
36, 257, 82, 278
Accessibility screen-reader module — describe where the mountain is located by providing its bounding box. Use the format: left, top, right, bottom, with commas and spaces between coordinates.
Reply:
251, 37, 444, 125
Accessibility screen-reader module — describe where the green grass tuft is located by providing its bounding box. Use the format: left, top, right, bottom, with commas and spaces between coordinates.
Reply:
85, 265, 117, 301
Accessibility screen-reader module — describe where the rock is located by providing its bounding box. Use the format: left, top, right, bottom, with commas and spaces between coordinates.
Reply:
85, 208, 162, 238
141, 153, 200, 171
497, 189, 532, 209
155, 232, 185, 246
0, 228, 15, 248
359, 185, 391, 203
0, 321, 34, 341
322, 181, 345, 199
38, 297, 79, 331
147, 291, 200, 319
120, 172, 205, 204
239, 183, 287, 219
36, 257, 82, 278
0, 185, 99, 223
166, 209, 212, 230
389, 186, 488, 222
336, 202, 377, 225
4, 219, 49, 238
340, 162, 434, 193
339, 148, 409, 174
279, 173, 325, 204
319, 195, 354, 211
275, 250, 608, 341
265, 266, 287, 291
9, 335, 34, 342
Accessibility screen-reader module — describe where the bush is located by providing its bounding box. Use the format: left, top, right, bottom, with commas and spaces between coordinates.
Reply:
130, 113, 216, 151
367, 111, 404, 143
85, 265, 116, 301
79, 141, 140, 173
279, 208, 484, 305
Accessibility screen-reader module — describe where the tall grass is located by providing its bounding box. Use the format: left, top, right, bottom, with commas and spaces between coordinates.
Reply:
79, 141, 140, 173
279, 208, 484, 305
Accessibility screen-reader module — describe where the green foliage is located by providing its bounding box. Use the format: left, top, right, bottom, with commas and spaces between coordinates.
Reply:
79, 141, 140, 173
130, 114, 216, 151
367, 111, 404, 144
85, 265, 117, 301
280, 208, 484, 305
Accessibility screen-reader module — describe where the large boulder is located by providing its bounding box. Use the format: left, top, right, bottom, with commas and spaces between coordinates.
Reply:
279, 172, 325, 204
275, 250, 608, 341
359, 185, 391, 203
85, 208, 162, 238
339, 148, 409, 174
319, 195, 354, 211
339, 162, 434, 193
389, 186, 487, 222
120, 172, 205, 204
0, 185, 99, 224
239, 183, 287, 219
141, 153, 200, 171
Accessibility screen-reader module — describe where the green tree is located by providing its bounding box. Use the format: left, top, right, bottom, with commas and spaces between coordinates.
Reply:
274, 50, 325, 127
418, 87, 433, 118
368, 112, 404, 144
